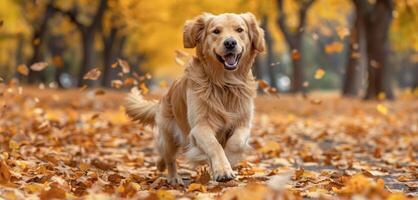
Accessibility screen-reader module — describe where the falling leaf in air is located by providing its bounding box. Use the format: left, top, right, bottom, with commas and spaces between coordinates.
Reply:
324, 42, 344, 54
314, 68, 326, 79
144, 73, 152, 80
336, 26, 350, 39
159, 80, 168, 88
111, 80, 123, 89
291, 49, 301, 60
139, 83, 149, 94
117, 59, 130, 73
83, 68, 101, 80
17, 64, 29, 76
30, 62, 48, 71
258, 80, 269, 89
111, 62, 118, 68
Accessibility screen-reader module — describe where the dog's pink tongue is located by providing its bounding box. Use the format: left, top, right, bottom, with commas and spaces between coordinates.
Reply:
224, 54, 236, 65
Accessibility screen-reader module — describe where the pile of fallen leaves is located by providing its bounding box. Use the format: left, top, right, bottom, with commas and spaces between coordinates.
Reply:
0, 83, 417, 199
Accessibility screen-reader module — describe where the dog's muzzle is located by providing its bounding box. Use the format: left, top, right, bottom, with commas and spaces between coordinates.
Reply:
215, 51, 243, 71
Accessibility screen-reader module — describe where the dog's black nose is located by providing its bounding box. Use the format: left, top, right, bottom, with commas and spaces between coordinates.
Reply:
224, 38, 237, 50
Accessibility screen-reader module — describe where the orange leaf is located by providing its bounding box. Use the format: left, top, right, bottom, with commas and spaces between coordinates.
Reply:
0, 160, 11, 184
17, 64, 29, 76
291, 49, 301, 60
187, 183, 207, 192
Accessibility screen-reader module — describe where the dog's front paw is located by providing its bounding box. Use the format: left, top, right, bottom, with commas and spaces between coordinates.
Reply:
213, 167, 236, 182
167, 175, 184, 185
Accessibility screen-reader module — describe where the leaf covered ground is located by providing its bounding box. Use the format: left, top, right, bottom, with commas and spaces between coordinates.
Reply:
0, 85, 417, 200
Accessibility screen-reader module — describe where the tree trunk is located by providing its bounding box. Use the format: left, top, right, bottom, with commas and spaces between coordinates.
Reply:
342, 10, 367, 96
102, 28, 118, 87
276, 0, 315, 93
78, 30, 96, 87
262, 16, 278, 88
28, 3, 55, 83
364, 0, 394, 99
290, 40, 304, 93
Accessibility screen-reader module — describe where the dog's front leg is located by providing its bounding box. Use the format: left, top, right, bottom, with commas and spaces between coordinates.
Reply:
225, 126, 252, 166
190, 124, 235, 182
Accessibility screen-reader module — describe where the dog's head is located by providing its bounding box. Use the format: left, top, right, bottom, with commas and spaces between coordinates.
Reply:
183, 13, 265, 71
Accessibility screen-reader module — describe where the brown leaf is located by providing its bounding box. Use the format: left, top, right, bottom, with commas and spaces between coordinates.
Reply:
0, 160, 11, 184
91, 159, 114, 170
83, 68, 101, 80
294, 168, 304, 180
30, 62, 48, 71
117, 59, 130, 73
39, 186, 66, 200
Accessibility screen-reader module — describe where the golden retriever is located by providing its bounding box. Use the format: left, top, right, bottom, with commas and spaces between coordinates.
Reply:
125, 12, 265, 184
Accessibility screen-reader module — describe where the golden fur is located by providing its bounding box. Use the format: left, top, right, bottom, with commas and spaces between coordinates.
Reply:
125, 12, 265, 184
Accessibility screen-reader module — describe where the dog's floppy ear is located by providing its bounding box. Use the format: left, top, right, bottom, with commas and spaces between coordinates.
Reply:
183, 13, 213, 48
240, 12, 266, 53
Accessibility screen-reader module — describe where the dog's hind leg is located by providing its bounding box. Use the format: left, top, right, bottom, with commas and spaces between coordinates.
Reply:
155, 122, 184, 185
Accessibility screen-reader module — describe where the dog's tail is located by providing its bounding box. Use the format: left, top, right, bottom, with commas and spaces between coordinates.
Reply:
125, 88, 158, 126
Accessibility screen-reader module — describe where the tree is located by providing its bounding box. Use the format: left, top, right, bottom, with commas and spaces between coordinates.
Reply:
24, 0, 56, 83
352, 0, 394, 100
276, 0, 316, 93
53, 0, 107, 86
342, 6, 367, 97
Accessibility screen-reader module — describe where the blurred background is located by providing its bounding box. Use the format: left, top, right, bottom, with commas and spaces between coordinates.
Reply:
0, 0, 417, 99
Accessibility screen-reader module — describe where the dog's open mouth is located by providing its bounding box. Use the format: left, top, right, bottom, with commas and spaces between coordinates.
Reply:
216, 51, 242, 71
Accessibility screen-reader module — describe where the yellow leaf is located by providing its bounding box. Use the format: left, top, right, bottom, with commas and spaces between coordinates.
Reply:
378, 92, 386, 100
17, 64, 29, 76
159, 80, 168, 88
325, 42, 344, 54
387, 192, 407, 200
376, 104, 388, 115
139, 83, 149, 94
187, 183, 207, 193
24, 183, 44, 193
156, 190, 175, 200
314, 68, 325, 79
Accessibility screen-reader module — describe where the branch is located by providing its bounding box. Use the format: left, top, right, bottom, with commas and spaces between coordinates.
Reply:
297, 0, 316, 35
90, 0, 107, 31
276, 0, 296, 47
51, 4, 85, 31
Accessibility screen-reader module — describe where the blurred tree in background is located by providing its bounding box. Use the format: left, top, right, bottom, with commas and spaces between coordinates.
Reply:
0, 0, 417, 99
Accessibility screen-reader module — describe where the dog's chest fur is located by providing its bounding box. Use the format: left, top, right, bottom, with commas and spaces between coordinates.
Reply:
165, 58, 256, 137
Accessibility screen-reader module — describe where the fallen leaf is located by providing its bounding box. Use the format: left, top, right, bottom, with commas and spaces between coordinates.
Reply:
0, 160, 11, 184
187, 183, 207, 192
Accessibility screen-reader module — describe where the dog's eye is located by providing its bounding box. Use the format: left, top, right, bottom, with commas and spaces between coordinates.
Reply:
212, 29, 221, 34
236, 28, 244, 33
